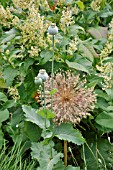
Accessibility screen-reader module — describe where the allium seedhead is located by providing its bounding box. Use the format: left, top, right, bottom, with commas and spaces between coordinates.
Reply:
44, 71, 96, 125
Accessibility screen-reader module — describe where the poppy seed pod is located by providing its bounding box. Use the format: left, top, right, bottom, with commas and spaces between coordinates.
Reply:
34, 77, 42, 85
48, 23, 58, 35
37, 69, 49, 82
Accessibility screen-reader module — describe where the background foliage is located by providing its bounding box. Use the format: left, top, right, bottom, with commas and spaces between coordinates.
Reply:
0, 0, 113, 169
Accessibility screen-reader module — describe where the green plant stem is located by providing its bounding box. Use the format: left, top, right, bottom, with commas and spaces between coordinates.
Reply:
52, 35, 54, 88
51, 35, 55, 110
82, 144, 87, 170
64, 140, 68, 167
43, 82, 47, 128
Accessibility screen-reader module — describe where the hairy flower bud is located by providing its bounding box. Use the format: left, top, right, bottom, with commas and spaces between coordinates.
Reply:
48, 23, 58, 35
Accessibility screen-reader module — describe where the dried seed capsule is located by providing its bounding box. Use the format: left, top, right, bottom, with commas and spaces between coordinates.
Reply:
48, 23, 58, 35
37, 69, 49, 82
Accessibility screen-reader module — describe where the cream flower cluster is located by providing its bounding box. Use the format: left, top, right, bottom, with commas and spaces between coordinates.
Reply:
60, 7, 74, 33
90, 0, 102, 12
8, 87, 20, 101
67, 37, 78, 55
96, 18, 113, 89
0, 5, 13, 27
99, 18, 113, 60
96, 62, 113, 89
12, 0, 32, 9
15, 5, 50, 57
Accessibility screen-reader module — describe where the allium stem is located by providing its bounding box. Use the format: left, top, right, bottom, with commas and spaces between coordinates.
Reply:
64, 140, 68, 167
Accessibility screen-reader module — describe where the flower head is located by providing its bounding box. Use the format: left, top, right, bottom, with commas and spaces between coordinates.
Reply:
44, 71, 96, 125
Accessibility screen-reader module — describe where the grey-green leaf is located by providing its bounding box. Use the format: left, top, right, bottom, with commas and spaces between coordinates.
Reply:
66, 60, 90, 74
0, 92, 8, 102
54, 123, 85, 145
0, 109, 9, 122
22, 105, 50, 129
96, 112, 113, 129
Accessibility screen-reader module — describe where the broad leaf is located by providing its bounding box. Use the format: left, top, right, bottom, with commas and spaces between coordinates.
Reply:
0, 78, 7, 88
87, 26, 108, 39
0, 92, 8, 102
22, 105, 50, 129
0, 128, 4, 149
31, 141, 63, 170
0, 109, 9, 122
54, 123, 85, 145
3, 66, 18, 86
24, 121, 41, 142
66, 60, 89, 74
96, 112, 113, 129
105, 89, 113, 100
40, 50, 54, 64
66, 165, 80, 170
79, 43, 98, 62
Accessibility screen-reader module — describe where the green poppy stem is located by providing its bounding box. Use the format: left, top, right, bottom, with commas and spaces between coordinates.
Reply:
51, 35, 55, 111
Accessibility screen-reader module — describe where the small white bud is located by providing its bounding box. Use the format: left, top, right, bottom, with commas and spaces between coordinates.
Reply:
34, 77, 42, 85
48, 23, 58, 35
16, 124, 19, 128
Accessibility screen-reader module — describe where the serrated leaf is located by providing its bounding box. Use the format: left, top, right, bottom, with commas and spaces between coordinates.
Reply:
53, 160, 65, 170
31, 141, 63, 170
0, 109, 9, 122
54, 123, 85, 145
66, 60, 90, 74
22, 105, 50, 129
96, 112, 113, 129
0, 92, 8, 102
87, 26, 108, 39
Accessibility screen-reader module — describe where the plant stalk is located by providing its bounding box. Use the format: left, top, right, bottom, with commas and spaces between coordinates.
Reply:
51, 35, 55, 111
64, 140, 68, 167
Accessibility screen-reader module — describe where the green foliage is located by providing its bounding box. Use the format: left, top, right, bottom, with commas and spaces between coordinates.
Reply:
22, 105, 50, 129
54, 123, 85, 145
0, 0, 113, 169
31, 141, 63, 170
0, 142, 37, 170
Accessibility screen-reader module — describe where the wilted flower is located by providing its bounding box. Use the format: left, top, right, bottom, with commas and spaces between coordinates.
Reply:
44, 71, 96, 125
